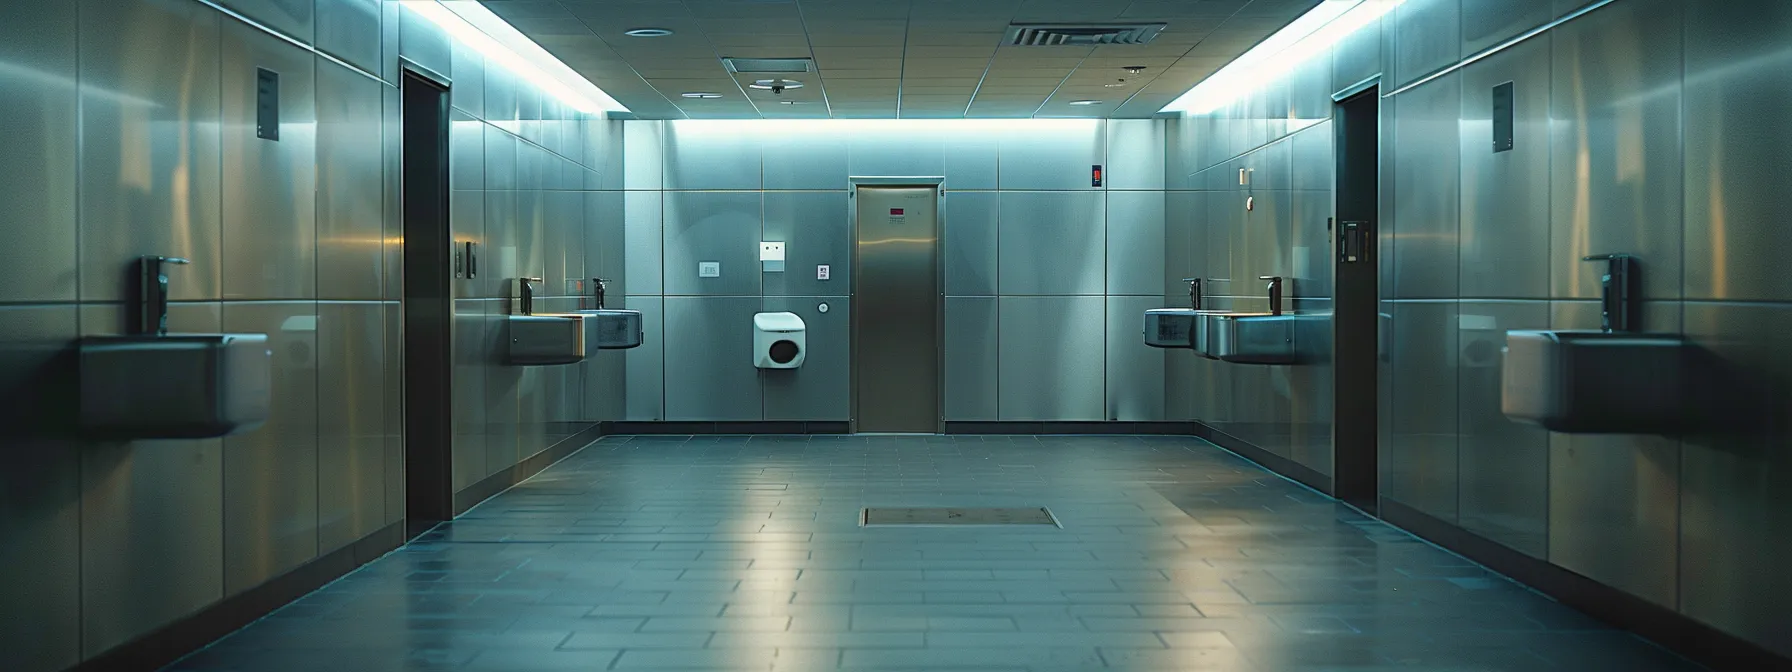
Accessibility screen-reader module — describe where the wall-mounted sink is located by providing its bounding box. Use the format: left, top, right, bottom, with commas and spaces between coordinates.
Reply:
1144, 309, 1227, 349
573, 309, 643, 350
1502, 330, 1687, 433
507, 314, 591, 365
80, 334, 273, 439
1199, 312, 1299, 364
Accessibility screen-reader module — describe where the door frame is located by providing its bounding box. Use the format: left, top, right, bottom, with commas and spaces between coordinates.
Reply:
399, 62, 454, 538
1330, 77, 1382, 513
846, 176, 947, 434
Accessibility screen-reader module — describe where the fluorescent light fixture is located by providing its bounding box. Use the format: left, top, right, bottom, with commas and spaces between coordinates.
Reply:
402, 1, 626, 114
1068, 100, 1104, 106
681, 92, 724, 99
1160, 0, 1404, 115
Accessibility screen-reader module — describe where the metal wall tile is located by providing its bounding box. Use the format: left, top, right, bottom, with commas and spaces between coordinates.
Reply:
316, 0, 379, 74
623, 295, 664, 421
77, 0, 219, 303
1460, 0, 1551, 55
517, 84, 542, 149
848, 128, 945, 179
1458, 37, 1550, 299
1550, 0, 1681, 302
0, 305, 81, 672
1106, 296, 1166, 421
1291, 190, 1333, 300
451, 111, 484, 191
1242, 190, 1291, 298
1289, 49, 1334, 134
317, 59, 386, 301
590, 190, 627, 300
545, 190, 585, 294
584, 339, 627, 424
1679, 301, 1792, 657
484, 58, 519, 135
452, 298, 488, 491
662, 191, 763, 296
1390, 72, 1460, 299
998, 121, 1106, 190
1454, 301, 1549, 556
998, 192, 1106, 295
1288, 297, 1335, 475
764, 135, 848, 190
764, 192, 851, 297
1165, 192, 1200, 298
665, 122, 761, 190
397, 1, 451, 86
1683, 0, 1785, 301
483, 298, 520, 478
1384, 300, 1459, 521
997, 296, 1106, 421
484, 191, 519, 301
1266, 76, 1292, 145
663, 297, 763, 421
222, 0, 313, 44
449, 28, 484, 118
763, 297, 850, 421
1290, 122, 1333, 193
1206, 166, 1240, 285
1547, 300, 1680, 608
942, 129, 999, 190
316, 301, 385, 552
943, 191, 998, 297
624, 121, 664, 190
382, 301, 401, 523
222, 22, 317, 300
1332, 12, 1383, 92
485, 124, 517, 191
1106, 120, 1166, 191
1391, 0, 1461, 87
943, 297, 998, 421
1107, 191, 1167, 296
222, 301, 320, 592
514, 190, 547, 300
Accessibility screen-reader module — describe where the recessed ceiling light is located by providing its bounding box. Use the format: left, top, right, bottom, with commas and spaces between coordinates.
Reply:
1068, 99, 1104, 106
748, 78, 805, 91
1124, 65, 1147, 74
624, 27, 673, 37
681, 92, 723, 99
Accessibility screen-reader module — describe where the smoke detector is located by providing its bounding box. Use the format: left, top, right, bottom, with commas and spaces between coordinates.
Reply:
1004, 23, 1166, 46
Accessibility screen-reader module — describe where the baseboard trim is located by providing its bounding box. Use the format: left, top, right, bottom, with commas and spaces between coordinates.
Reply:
610, 421, 852, 435
77, 520, 406, 672
944, 421, 1197, 435
1193, 422, 1333, 494
454, 422, 606, 514
1379, 498, 1787, 672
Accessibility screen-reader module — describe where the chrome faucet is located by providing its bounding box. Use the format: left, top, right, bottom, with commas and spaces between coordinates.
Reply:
1259, 275, 1283, 316
138, 255, 190, 337
1180, 278, 1203, 310
519, 277, 542, 315
591, 277, 609, 310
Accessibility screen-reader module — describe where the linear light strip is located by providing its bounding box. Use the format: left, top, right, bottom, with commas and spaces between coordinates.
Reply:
1160, 0, 1405, 115
403, 0, 626, 114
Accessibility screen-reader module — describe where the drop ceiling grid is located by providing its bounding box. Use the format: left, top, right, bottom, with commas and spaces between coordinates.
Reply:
488, 0, 1320, 118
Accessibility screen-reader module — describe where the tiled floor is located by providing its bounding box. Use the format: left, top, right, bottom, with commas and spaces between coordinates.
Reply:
168, 435, 1701, 671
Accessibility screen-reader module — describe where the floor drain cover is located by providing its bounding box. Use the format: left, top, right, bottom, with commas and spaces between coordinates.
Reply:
861, 507, 1059, 527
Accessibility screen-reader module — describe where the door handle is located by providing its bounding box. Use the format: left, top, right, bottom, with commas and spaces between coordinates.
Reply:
1338, 220, 1368, 263
466, 241, 478, 279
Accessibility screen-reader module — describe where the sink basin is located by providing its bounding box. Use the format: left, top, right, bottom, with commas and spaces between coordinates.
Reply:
507, 314, 591, 365
1144, 309, 1215, 348
1195, 312, 1301, 364
1502, 330, 1688, 433
80, 334, 273, 439
573, 309, 643, 350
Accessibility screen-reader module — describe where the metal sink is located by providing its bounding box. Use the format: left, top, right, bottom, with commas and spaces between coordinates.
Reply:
507, 314, 591, 365
1502, 330, 1688, 433
573, 309, 644, 350
1143, 309, 1228, 349
1197, 312, 1298, 364
79, 333, 273, 439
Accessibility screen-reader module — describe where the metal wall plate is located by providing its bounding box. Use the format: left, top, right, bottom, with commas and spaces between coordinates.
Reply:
861, 507, 1060, 527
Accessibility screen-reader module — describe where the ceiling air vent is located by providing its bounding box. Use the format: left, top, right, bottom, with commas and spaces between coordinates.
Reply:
1004, 23, 1166, 46
723, 57, 814, 74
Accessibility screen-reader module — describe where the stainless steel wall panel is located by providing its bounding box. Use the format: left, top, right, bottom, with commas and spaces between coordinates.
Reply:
485, 59, 519, 135
1266, 76, 1292, 145
317, 59, 386, 301
1332, 12, 1383, 92
623, 295, 665, 421
1455, 300, 1549, 557
1385, 300, 1459, 521
997, 121, 1106, 191
1547, 300, 1680, 608
1165, 192, 1200, 298
665, 122, 761, 190
483, 298, 520, 478
0, 305, 82, 672
624, 121, 664, 191
1290, 123, 1333, 192
517, 83, 542, 148
1107, 191, 1167, 296
1107, 120, 1166, 191
1290, 51, 1334, 134
484, 191, 518, 300
77, 0, 219, 303
765, 136, 848, 190
997, 296, 1105, 421
451, 112, 484, 191
1550, 0, 1682, 302
941, 130, 999, 190
222, 22, 317, 301
1461, 0, 1551, 55
591, 190, 627, 303
663, 297, 763, 421
1289, 297, 1335, 476
518, 141, 546, 191
943, 191, 998, 297
452, 298, 488, 491
1458, 37, 1550, 300
1106, 296, 1166, 421
662, 191, 763, 296
1391, 0, 1461, 87
1683, 0, 1785, 301
1243, 191, 1291, 299
764, 192, 851, 297
545, 190, 584, 294
1165, 345, 1195, 422
1390, 72, 1460, 299
382, 301, 401, 523
222, 301, 320, 592
1206, 168, 1239, 284
998, 192, 1106, 295
763, 297, 850, 421
222, 0, 313, 44
316, 301, 385, 552
515, 190, 547, 301
316, 0, 380, 75
847, 129, 944, 180
398, 4, 451, 88
485, 124, 517, 191
449, 28, 484, 118
1680, 302, 1792, 657
944, 297, 999, 421
1292, 190, 1334, 300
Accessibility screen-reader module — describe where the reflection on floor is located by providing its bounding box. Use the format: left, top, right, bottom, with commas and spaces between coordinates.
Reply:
167, 435, 1701, 671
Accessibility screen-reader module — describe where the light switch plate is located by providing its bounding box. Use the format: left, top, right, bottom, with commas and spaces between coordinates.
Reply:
699, 261, 720, 278
759, 242, 786, 262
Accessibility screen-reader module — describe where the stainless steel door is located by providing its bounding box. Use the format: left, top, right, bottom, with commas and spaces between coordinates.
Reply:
854, 186, 940, 432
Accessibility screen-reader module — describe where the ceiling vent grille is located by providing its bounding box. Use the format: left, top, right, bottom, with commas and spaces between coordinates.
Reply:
723, 57, 814, 74
1004, 23, 1166, 46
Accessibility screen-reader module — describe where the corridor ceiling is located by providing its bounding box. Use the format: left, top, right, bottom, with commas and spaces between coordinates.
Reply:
477, 0, 1322, 119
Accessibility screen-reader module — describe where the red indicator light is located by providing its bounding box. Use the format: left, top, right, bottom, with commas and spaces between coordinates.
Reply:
890, 208, 904, 215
